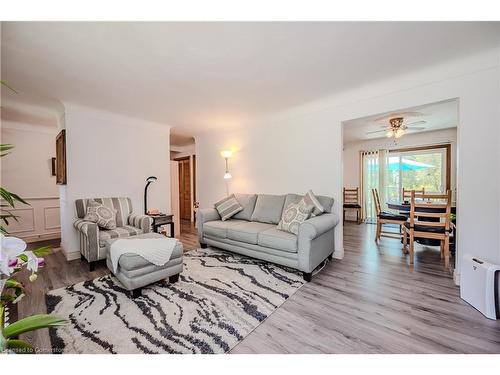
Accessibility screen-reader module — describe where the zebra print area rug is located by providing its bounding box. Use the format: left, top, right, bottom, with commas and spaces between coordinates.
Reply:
46, 248, 304, 354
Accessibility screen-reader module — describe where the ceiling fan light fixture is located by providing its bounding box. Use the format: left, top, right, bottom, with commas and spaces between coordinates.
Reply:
395, 128, 405, 138
386, 130, 394, 138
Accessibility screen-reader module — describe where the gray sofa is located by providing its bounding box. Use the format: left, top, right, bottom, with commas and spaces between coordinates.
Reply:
74, 197, 152, 271
198, 193, 339, 281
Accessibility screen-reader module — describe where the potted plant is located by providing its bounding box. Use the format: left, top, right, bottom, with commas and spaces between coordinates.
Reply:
0, 139, 67, 353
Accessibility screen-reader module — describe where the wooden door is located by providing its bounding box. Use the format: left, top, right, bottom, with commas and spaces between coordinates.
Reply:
177, 158, 191, 220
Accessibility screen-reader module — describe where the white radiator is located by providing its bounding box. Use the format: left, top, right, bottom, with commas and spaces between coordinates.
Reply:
460, 255, 500, 320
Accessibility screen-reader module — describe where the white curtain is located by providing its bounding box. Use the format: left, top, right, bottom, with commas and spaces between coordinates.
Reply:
360, 150, 379, 223
360, 149, 388, 223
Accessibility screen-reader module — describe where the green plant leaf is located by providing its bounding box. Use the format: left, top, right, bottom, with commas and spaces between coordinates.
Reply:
5, 279, 24, 290
3, 314, 67, 338
0, 187, 28, 207
0, 143, 14, 157
33, 246, 51, 257
0, 81, 17, 93
6, 339, 35, 354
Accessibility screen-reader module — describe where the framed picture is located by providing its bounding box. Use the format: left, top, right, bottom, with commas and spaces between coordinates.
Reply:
51, 157, 56, 176
56, 129, 67, 185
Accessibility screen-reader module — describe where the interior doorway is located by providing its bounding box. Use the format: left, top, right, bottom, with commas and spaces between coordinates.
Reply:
170, 129, 196, 238
341, 99, 458, 273
175, 156, 194, 221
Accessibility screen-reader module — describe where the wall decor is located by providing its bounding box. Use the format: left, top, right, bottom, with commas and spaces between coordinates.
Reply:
56, 129, 67, 185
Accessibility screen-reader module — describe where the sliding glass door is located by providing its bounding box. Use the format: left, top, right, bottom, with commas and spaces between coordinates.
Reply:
387, 146, 449, 201
361, 145, 450, 222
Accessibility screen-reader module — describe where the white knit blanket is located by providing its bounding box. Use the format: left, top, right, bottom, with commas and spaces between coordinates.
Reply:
109, 237, 178, 274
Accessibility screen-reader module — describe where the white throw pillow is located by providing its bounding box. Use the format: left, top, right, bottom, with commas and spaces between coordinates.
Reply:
277, 199, 313, 235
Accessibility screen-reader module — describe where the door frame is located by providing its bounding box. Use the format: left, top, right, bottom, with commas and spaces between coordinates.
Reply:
174, 156, 195, 222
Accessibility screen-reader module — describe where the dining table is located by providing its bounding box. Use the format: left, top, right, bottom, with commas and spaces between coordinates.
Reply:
386, 201, 456, 250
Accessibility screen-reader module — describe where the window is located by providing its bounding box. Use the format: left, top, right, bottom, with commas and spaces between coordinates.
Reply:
386, 145, 450, 202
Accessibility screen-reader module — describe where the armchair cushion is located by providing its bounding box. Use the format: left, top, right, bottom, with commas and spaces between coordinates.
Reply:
99, 225, 144, 247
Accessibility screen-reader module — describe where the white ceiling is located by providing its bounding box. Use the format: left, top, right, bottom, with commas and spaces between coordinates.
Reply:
342, 99, 458, 143
1, 22, 498, 133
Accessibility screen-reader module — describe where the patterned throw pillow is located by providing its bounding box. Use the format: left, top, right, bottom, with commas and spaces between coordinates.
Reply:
303, 189, 325, 217
84, 200, 117, 229
214, 194, 244, 221
277, 199, 313, 235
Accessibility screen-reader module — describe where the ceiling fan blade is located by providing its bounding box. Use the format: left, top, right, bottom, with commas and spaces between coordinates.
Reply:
366, 129, 389, 134
405, 120, 426, 126
406, 126, 426, 130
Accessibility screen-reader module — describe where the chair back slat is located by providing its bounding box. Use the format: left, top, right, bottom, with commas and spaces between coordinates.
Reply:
343, 187, 359, 204
403, 187, 425, 200
371, 188, 381, 215
409, 190, 451, 231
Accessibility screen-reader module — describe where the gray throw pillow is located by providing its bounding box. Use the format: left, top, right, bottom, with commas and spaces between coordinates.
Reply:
214, 194, 244, 221
277, 199, 313, 235
303, 190, 325, 217
84, 200, 117, 229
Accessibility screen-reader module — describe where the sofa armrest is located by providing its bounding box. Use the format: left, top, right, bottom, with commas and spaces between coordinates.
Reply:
297, 213, 339, 273
74, 219, 98, 236
298, 213, 340, 241
74, 219, 100, 261
197, 208, 221, 243
128, 213, 152, 233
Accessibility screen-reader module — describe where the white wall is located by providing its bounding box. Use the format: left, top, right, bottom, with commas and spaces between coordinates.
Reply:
1, 122, 61, 242
196, 48, 500, 278
343, 128, 458, 219
59, 104, 171, 259
1, 122, 59, 197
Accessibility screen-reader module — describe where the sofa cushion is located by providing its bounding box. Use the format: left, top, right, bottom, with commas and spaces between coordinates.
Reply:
99, 225, 144, 247
233, 193, 258, 221
277, 200, 313, 235
214, 194, 244, 221
227, 221, 275, 245
84, 200, 117, 230
258, 227, 298, 253
250, 194, 286, 224
203, 219, 246, 239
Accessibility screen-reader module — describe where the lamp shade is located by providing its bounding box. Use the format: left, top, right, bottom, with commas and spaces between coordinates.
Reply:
220, 150, 233, 158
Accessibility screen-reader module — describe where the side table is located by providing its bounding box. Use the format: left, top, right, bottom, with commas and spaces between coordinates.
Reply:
149, 214, 174, 238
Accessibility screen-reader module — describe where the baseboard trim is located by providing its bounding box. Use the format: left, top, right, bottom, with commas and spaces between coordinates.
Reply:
453, 269, 460, 286
333, 247, 344, 260
61, 245, 81, 261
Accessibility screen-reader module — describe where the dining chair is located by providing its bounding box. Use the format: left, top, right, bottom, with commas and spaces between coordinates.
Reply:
343, 187, 362, 224
402, 187, 425, 201
372, 188, 408, 242
402, 190, 452, 267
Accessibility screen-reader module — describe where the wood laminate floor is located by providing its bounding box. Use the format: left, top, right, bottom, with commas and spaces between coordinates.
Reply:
18, 221, 500, 353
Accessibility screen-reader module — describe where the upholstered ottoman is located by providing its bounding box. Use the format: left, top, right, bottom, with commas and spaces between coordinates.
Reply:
105, 233, 183, 298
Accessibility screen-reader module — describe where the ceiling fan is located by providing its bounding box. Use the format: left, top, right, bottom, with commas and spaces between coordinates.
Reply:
366, 117, 426, 139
